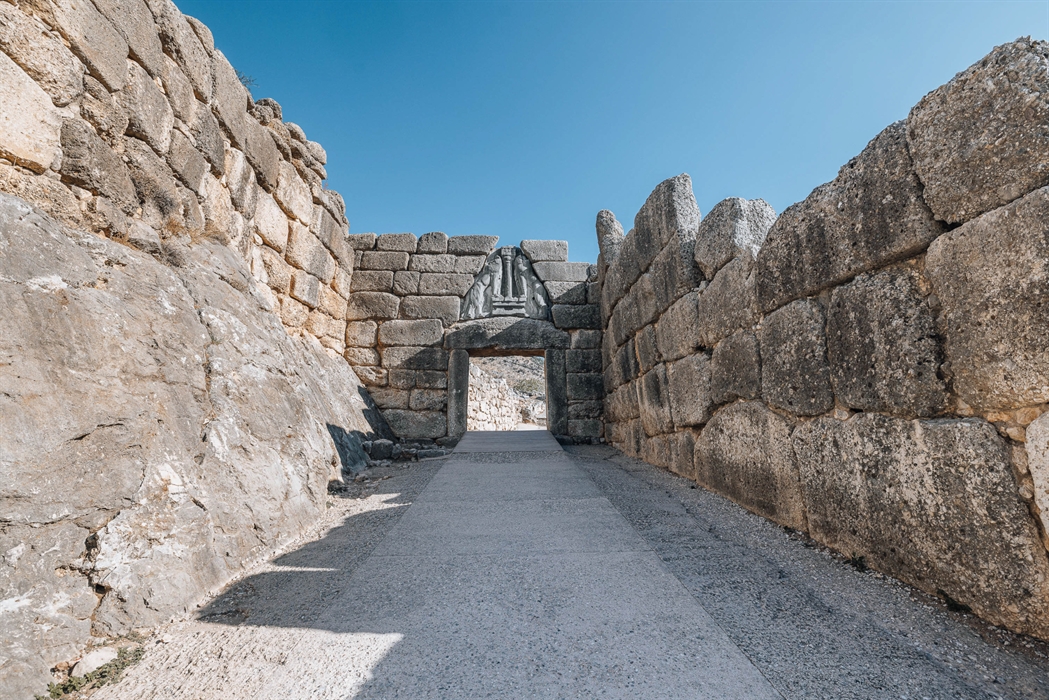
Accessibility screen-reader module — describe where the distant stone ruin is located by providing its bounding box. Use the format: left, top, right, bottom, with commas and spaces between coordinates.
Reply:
1, 0, 1048, 695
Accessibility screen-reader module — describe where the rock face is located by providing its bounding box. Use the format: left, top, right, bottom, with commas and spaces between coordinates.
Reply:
759, 299, 833, 417
908, 38, 1049, 224
693, 197, 776, 279
0, 195, 384, 699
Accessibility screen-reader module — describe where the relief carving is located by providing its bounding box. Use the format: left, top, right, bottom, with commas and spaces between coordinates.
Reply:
461, 246, 550, 321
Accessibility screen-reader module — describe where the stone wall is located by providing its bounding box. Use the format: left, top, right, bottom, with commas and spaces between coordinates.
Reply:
467, 363, 520, 431
597, 38, 1049, 641
0, 1, 386, 696
343, 233, 602, 441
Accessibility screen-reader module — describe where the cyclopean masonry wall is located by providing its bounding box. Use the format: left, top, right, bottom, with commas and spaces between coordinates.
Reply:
597, 37, 1049, 641
0, 1, 387, 696
342, 233, 603, 443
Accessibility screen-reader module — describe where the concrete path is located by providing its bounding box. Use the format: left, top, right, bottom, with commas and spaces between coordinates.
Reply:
93, 435, 1049, 700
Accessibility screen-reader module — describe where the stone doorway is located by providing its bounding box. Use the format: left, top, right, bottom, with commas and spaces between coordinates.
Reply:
466, 354, 547, 431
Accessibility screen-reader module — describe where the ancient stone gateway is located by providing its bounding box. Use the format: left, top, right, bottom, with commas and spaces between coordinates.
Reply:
344, 234, 603, 443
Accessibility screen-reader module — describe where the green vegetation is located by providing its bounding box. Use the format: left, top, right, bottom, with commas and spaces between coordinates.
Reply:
37, 646, 145, 699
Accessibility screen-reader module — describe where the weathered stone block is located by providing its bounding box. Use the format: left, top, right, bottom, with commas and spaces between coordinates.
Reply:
568, 400, 603, 420
634, 324, 660, 374
710, 330, 761, 405
925, 186, 1049, 411
567, 373, 603, 401
332, 267, 353, 299
595, 209, 624, 271
545, 281, 587, 305
827, 269, 946, 417
605, 382, 640, 423
378, 319, 443, 347
60, 120, 136, 212
369, 387, 409, 409
148, 0, 212, 100
382, 346, 449, 371
0, 3, 83, 107
633, 174, 701, 273
756, 121, 945, 313
695, 401, 804, 530
637, 364, 674, 436
566, 349, 601, 374
376, 232, 418, 252
793, 413, 1049, 638
648, 231, 700, 314
166, 130, 208, 194
279, 294, 308, 328
210, 49, 248, 149
0, 53, 62, 174
346, 292, 399, 320
454, 254, 487, 274
447, 234, 498, 255
274, 160, 312, 223
360, 251, 410, 271
189, 107, 224, 175
1026, 413, 1049, 541
444, 317, 569, 351
409, 389, 446, 411
124, 137, 181, 229
567, 419, 603, 438
304, 309, 331, 338
693, 197, 776, 279
907, 39, 1049, 224
318, 285, 345, 320
415, 370, 448, 389
289, 270, 320, 309
92, 0, 165, 78
695, 255, 759, 348
532, 261, 591, 282
311, 207, 353, 270
667, 354, 713, 428
447, 348, 469, 438
344, 347, 381, 366
286, 223, 335, 283
570, 329, 602, 349
655, 290, 699, 363
610, 274, 659, 347
392, 270, 419, 295
120, 61, 173, 155
345, 321, 377, 348
383, 409, 447, 439
34, 0, 128, 91
602, 231, 642, 317
242, 117, 280, 192
521, 239, 568, 262
347, 232, 377, 250
400, 295, 461, 327
253, 190, 288, 252
759, 299, 833, 416
418, 272, 474, 296
417, 231, 448, 253
352, 365, 387, 387
260, 246, 291, 293
608, 339, 639, 391
545, 348, 568, 435
351, 270, 394, 293
410, 254, 457, 273
552, 304, 600, 330
161, 56, 194, 123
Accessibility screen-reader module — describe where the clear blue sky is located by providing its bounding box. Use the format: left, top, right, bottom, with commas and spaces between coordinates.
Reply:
177, 0, 1048, 263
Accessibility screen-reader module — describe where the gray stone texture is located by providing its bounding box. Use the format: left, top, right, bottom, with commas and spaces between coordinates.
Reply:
419, 272, 474, 296
755, 121, 945, 313
346, 292, 400, 321
347, 232, 377, 250
446, 349, 469, 438
710, 330, 762, 405
570, 329, 602, 349
552, 304, 600, 330
146, 0, 212, 101
595, 209, 624, 271
378, 319, 443, 347
59, 119, 136, 211
648, 234, 701, 315
0, 2, 84, 107
637, 364, 674, 437
447, 235, 498, 255
521, 239, 568, 262
360, 251, 410, 271
793, 414, 1049, 639
532, 261, 591, 282
1026, 412, 1049, 541
392, 270, 419, 295
634, 324, 661, 374
566, 349, 602, 374
666, 354, 714, 428
189, 107, 224, 175
289, 270, 320, 309
78, 75, 127, 145
759, 299, 833, 416
417, 231, 448, 253
444, 317, 569, 351
907, 38, 1049, 224
695, 255, 759, 349
454, 254, 487, 274
567, 418, 603, 438
377, 232, 418, 252
351, 270, 394, 293
694, 197, 777, 279
400, 295, 461, 327
286, 223, 335, 284
410, 254, 457, 273
607, 339, 639, 392
827, 269, 947, 417
655, 290, 700, 363
210, 49, 249, 150
123, 137, 183, 230
382, 409, 447, 439
27, 0, 128, 91
545, 348, 568, 435
567, 373, 604, 402
545, 281, 587, 305
381, 346, 449, 372
925, 186, 1049, 411
345, 321, 377, 348
695, 401, 805, 530
632, 174, 701, 275
166, 130, 208, 194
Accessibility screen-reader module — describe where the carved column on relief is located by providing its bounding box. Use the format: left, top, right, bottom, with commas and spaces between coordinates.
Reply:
460, 246, 550, 321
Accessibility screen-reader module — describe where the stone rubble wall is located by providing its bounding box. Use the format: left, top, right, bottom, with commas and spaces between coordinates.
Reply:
597, 37, 1049, 641
467, 363, 521, 431
0, 1, 388, 697
343, 233, 603, 441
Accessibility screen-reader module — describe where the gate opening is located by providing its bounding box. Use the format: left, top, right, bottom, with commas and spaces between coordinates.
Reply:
467, 355, 546, 431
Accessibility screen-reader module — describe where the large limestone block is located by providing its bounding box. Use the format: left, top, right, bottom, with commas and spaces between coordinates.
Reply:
567, 372, 603, 401
759, 299, 834, 416
605, 382, 640, 423
655, 290, 699, 363
637, 364, 674, 436
566, 349, 601, 374
648, 234, 700, 315
161, 56, 194, 123
253, 190, 288, 252
544, 280, 587, 305
693, 197, 776, 279
695, 254, 758, 348
347, 292, 400, 320
0, 52, 62, 173
393, 270, 420, 295
0, 194, 387, 696
351, 270, 394, 293
208, 49, 249, 149
447, 234, 498, 255
417, 231, 448, 253
381, 345, 449, 371
532, 261, 591, 282
571, 329, 602, 349
756, 121, 945, 313
410, 388, 446, 411
521, 239, 568, 262
26, 0, 128, 91
601, 229, 642, 316
347, 232, 378, 250
454, 254, 487, 274
91, 0, 165, 78
144, 0, 212, 101
567, 418, 603, 438
242, 117, 280, 192
666, 353, 713, 428
166, 130, 208, 194
383, 409, 447, 439
908, 38, 1049, 224
311, 207, 353, 270
0, 3, 83, 107
710, 330, 761, 404
274, 160, 313, 224
634, 324, 660, 374
633, 174, 701, 274
1026, 413, 1049, 541
793, 414, 1049, 639
286, 223, 335, 284
121, 61, 174, 154
189, 107, 224, 175
695, 402, 805, 530
360, 250, 410, 271
376, 232, 418, 252
289, 270, 320, 309
0, 161, 81, 228
607, 338, 638, 391
400, 295, 460, 327
79, 75, 128, 144
827, 269, 946, 417
595, 209, 624, 272
444, 317, 569, 351
610, 274, 659, 347
378, 319, 443, 347
552, 303, 600, 330
345, 320, 377, 348
410, 254, 457, 273
124, 137, 182, 230
418, 272, 474, 296
925, 186, 1049, 411
59, 119, 136, 210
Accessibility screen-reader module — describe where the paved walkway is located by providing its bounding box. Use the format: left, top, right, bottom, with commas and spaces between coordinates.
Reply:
95, 433, 1049, 699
